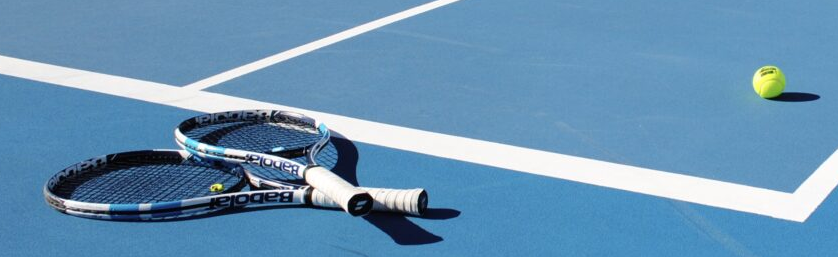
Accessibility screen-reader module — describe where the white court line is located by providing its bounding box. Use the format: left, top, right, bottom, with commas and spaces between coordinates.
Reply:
182, 0, 462, 91
3, 55, 838, 222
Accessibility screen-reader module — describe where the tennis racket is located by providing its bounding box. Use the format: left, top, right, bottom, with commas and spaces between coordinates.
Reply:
44, 150, 427, 221
174, 110, 373, 216
175, 134, 428, 216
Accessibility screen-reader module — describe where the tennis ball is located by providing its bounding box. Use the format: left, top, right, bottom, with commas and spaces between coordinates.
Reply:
752, 66, 786, 98
209, 183, 224, 192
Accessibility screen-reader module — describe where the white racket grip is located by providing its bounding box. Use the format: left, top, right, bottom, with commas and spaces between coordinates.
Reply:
310, 188, 428, 216
303, 166, 372, 216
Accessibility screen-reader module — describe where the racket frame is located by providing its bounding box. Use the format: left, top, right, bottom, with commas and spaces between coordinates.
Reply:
44, 149, 426, 220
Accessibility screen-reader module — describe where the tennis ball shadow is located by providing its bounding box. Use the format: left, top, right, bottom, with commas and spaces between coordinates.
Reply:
768, 92, 820, 102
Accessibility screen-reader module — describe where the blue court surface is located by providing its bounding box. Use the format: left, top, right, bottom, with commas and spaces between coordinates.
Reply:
2, 1, 838, 256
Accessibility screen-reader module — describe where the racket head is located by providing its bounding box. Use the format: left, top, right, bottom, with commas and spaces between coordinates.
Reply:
44, 150, 247, 220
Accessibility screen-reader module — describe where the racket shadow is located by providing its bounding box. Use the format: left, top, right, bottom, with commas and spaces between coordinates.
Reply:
331, 133, 460, 245
327, 134, 361, 185
363, 208, 461, 245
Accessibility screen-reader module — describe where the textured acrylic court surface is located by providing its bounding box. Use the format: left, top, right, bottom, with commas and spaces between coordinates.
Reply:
2, 0, 838, 256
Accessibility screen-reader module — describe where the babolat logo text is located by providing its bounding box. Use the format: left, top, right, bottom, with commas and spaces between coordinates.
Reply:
48, 156, 108, 189
209, 191, 294, 209
245, 154, 301, 176
194, 110, 273, 125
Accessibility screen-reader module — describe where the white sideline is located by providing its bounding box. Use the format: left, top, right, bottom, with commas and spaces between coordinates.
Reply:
3, 54, 837, 222
182, 0, 462, 91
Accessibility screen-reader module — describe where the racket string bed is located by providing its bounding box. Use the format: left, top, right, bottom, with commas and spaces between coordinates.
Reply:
184, 121, 320, 154
99, 163, 184, 203
52, 156, 240, 204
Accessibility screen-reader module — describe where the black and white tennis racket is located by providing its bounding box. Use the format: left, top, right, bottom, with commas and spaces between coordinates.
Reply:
44, 150, 427, 221
174, 110, 374, 216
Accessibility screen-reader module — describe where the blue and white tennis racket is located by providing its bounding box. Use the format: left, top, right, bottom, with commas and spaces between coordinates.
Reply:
174, 110, 374, 216
43, 150, 427, 220
176, 133, 428, 216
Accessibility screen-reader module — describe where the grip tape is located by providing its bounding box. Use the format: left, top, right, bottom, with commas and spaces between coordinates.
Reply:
303, 166, 373, 216
310, 187, 427, 216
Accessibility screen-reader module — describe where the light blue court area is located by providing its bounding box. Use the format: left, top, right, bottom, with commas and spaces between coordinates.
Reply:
3, 0, 838, 256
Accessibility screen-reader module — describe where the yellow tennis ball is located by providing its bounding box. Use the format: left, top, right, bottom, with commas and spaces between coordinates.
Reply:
752, 66, 786, 98
209, 183, 224, 192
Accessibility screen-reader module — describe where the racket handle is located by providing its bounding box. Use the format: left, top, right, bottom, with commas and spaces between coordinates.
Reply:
303, 166, 373, 216
310, 188, 428, 216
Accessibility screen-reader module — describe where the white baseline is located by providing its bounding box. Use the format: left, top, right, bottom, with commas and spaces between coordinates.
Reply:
3, 54, 838, 222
